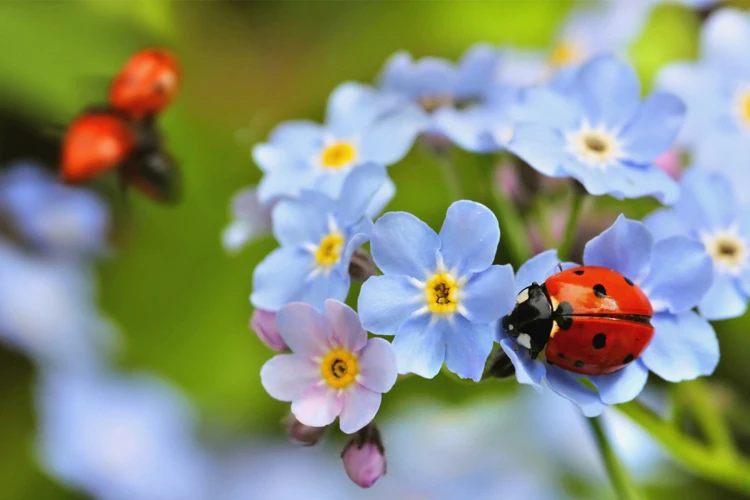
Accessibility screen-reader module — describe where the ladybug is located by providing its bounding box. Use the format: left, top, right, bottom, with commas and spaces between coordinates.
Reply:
109, 48, 181, 120
502, 265, 654, 376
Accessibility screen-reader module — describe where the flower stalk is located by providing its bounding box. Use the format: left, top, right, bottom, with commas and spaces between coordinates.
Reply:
586, 416, 644, 500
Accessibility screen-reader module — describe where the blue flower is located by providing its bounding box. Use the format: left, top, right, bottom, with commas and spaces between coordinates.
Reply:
509, 56, 685, 203
221, 186, 274, 252
499, 215, 717, 416
254, 82, 423, 207
645, 169, 750, 320
0, 164, 109, 256
251, 164, 386, 312
358, 200, 515, 382
36, 371, 214, 500
656, 8, 750, 203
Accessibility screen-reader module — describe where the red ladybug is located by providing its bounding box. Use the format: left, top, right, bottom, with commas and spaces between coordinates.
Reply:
109, 48, 181, 119
502, 266, 654, 376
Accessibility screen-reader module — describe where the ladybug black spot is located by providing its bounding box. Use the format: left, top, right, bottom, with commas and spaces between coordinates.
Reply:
574, 360, 584, 368
573, 269, 584, 276
624, 276, 634, 286
546, 358, 554, 365
623, 354, 635, 364
593, 284, 607, 298
557, 352, 565, 359
592, 333, 606, 349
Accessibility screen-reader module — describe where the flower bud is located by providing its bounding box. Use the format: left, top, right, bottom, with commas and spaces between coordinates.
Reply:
349, 248, 377, 282
653, 148, 682, 180
285, 413, 327, 446
341, 423, 386, 488
249, 309, 287, 352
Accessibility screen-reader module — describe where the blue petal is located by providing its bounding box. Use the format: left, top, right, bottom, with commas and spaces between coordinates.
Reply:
698, 272, 748, 320
271, 192, 333, 247
358, 275, 422, 335
297, 270, 351, 312
514, 250, 564, 294
325, 82, 394, 136
461, 265, 515, 323
572, 56, 640, 128
589, 361, 649, 405
377, 51, 415, 94
673, 169, 738, 233
267, 120, 323, 154
508, 123, 567, 177
544, 365, 607, 417
443, 318, 494, 382
741, 268, 750, 296
336, 164, 387, 225
583, 215, 653, 284
454, 43, 499, 98
640, 236, 713, 314
694, 131, 750, 205
392, 314, 445, 378
499, 338, 545, 390
432, 107, 499, 153
342, 218, 372, 266
359, 104, 426, 165
516, 87, 584, 129
620, 92, 686, 163
641, 311, 719, 382
438, 200, 500, 275
366, 175, 395, 219
256, 165, 318, 203
370, 212, 440, 278
701, 8, 750, 75
643, 209, 691, 241
250, 248, 311, 311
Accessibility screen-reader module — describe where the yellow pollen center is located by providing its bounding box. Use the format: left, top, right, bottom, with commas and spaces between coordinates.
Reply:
584, 134, 608, 153
419, 94, 454, 113
321, 142, 356, 169
704, 233, 747, 272
314, 232, 345, 267
425, 272, 460, 314
739, 91, 750, 127
548, 40, 583, 68
321, 349, 358, 389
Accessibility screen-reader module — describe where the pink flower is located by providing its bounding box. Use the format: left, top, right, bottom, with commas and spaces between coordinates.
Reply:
250, 309, 287, 352
341, 424, 386, 488
260, 300, 397, 434
653, 148, 682, 180
284, 413, 327, 446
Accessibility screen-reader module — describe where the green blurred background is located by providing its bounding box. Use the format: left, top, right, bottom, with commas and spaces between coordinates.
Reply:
0, 1, 748, 498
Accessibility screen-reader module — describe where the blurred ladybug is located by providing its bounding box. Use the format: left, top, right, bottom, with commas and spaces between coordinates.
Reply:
110, 48, 181, 120
502, 266, 654, 376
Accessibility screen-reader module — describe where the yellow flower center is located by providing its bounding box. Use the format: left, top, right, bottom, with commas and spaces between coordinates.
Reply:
314, 232, 345, 268
320, 141, 357, 169
737, 90, 750, 127
548, 40, 584, 68
703, 231, 747, 274
418, 94, 454, 113
566, 125, 621, 169
425, 272, 460, 315
321, 349, 358, 389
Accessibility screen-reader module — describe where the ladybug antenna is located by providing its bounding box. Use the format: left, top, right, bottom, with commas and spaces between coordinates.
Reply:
556, 262, 563, 273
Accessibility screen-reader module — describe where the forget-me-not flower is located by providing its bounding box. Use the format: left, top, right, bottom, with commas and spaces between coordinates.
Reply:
499, 215, 717, 416
251, 164, 384, 312
509, 56, 685, 203
261, 300, 397, 434
645, 169, 750, 320
222, 186, 274, 252
358, 200, 515, 382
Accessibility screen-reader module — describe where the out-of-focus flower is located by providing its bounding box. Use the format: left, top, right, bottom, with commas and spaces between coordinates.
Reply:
285, 413, 327, 447
254, 82, 423, 209
222, 186, 274, 252
0, 164, 109, 256
499, 216, 717, 416
249, 309, 287, 352
358, 200, 515, 381
260, 300, 397, 434
510, 56, 685, 203
653, 147, 683, 180
341, 423, 386, 488
251, 164, 384, 312
645, 169, 750, 320
656, 8, 750, 202
36, 372, 214, 500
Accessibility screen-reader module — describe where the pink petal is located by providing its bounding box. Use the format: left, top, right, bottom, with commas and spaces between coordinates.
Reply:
276, 302, 332, 356
339, 386, 381, 434
250, 309, 287, 352
260, 354, 320, 401
357, 338, 397, 393
291, 384, 343, 428
325, 299, 367, 352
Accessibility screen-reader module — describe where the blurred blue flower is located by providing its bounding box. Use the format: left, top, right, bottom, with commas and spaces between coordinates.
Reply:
222, 186, 273, 252
36, 371, 214, 500
656, 8, 750, 203
358, 200, 515, 381
509, 56, 685, 203
251, 164, 384, 312
499, 215, 717, 416
645, 169, 750, 320
0, 164, 109, 256
254, 82, 423, 207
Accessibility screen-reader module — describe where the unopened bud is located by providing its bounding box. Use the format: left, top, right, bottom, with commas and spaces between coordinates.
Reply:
349, 249, 377, 282
249, 309, 287, 352
341, 423, 386, 488
654, 147, 682, 180
285, 413, 327, 446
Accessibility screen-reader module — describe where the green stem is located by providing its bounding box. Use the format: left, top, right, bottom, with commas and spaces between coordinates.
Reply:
586, 417, 644, 500
619, 400, 750, 495
434, 150, 464, 201
558, 185, 586, 261
681, 379, 737, 457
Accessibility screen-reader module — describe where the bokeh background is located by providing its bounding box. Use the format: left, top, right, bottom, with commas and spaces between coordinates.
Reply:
1, 1, 750, 498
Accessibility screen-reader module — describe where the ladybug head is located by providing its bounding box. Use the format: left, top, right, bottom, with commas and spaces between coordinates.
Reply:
501, 282, 554, 359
